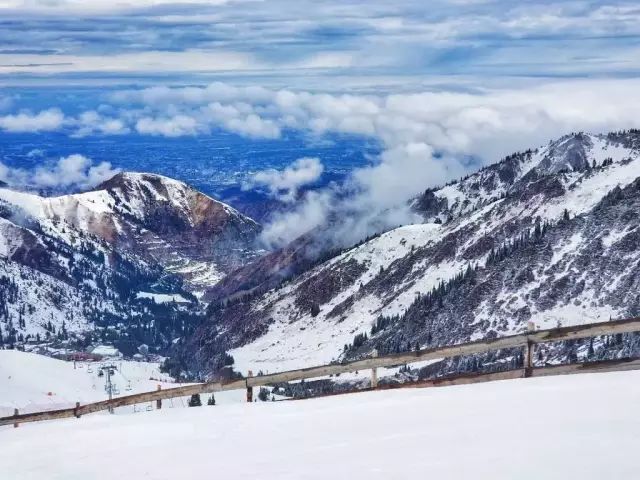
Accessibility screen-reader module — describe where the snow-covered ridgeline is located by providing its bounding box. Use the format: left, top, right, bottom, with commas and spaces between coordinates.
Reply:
210, 132, 640, 376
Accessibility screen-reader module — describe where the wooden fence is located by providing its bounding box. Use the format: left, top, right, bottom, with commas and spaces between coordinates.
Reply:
3, 316, 640, 428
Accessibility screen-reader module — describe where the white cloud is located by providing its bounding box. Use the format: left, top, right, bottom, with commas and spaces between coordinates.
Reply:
258, 143, 466, 248
353, 143, 464, 208
0, 108, 64, 132
106, 78, 640, 165
26, 148, 44, 158
0, 0, 237, 15
73, 110, 129, 137
0, 0, 234, 15
2, 0, 640, 86
204, 102, 281, 139
226, 114, 281, 139
111, 83, 275, 107
260, 190, 332, 248
294, 52, 355, 69
0, 154, 120, 190
4, 78, 640, 246
246, 157, 324, 202
135, 115, 200, 137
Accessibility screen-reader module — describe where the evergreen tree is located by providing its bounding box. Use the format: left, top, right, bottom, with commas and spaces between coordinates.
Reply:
258, 387, 269, 402
188, 393, 202, 407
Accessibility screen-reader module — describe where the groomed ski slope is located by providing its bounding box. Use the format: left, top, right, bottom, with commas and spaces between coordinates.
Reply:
2, 370, 639, 480
0, 350, 177, 416
0, 350, 247, 417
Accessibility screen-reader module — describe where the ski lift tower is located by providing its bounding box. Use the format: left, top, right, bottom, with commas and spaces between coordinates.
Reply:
99, 364, 118, 413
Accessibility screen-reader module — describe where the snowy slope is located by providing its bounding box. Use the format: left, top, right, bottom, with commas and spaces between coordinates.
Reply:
0, 350, 247, 417
0, 206, 199, 351
178, 130, 640, 378
0, 350, 174, 415
229, 224, 444, 373
2, 370, 639, 479
0, 171, 266, 352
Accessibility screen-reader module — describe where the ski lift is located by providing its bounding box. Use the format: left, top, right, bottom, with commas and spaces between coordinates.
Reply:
87, 366, 93, 373
98, 370, 104, 377
125, 381, 132, 392
112, 385, 120, 395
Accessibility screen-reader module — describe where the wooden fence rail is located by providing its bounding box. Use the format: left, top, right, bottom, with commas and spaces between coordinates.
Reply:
3, 316, 640, 428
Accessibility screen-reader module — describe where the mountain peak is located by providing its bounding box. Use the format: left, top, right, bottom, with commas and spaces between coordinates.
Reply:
0, 171, 263, 294
537, 132, 594, 174
96, 171, 185, 191
178, 128, 640, 378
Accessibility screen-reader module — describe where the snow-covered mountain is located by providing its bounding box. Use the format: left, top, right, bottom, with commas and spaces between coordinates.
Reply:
0, 172, 262, 353
0, 172, 262, 293
174, 130, 640, 378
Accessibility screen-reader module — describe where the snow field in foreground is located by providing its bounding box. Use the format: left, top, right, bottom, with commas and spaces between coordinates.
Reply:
2, 370, 639, 480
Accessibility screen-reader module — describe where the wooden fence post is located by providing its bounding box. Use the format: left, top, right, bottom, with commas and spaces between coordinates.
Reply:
13, 408, 19, 428
524, 322, 535, 378
156, 385, 162, 410
371, 349, 379, 388
246, 370, 253, 403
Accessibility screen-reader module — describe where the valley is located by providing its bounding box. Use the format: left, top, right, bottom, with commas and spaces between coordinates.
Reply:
2, 131, 640, 387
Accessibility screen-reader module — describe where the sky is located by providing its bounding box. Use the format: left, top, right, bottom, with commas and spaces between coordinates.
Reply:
1, 0, 640, 245
1, 0, 639, 88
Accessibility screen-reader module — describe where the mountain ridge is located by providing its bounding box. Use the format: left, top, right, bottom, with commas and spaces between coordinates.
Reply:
169, 130, 640, 379
0, 171, 263, 355
2, 131, 640, 379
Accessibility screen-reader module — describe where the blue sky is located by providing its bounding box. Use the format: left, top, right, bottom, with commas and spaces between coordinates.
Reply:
1, 0, 639, 88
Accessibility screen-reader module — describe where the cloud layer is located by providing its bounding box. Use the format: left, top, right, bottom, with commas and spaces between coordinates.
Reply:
1, 1, 639, 85
3, 78, 640, 246
245, 157, 324, 202
0, 109, 64, 133
3, 2, 639, 248
0, 154, 120, 191
5, 79, 639, 162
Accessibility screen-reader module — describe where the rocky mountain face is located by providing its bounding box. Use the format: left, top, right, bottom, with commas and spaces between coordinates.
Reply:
202, 230, 339, 302
172, 130, 640, 379
40, 172, 262, 293
0, 172, 262, 355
